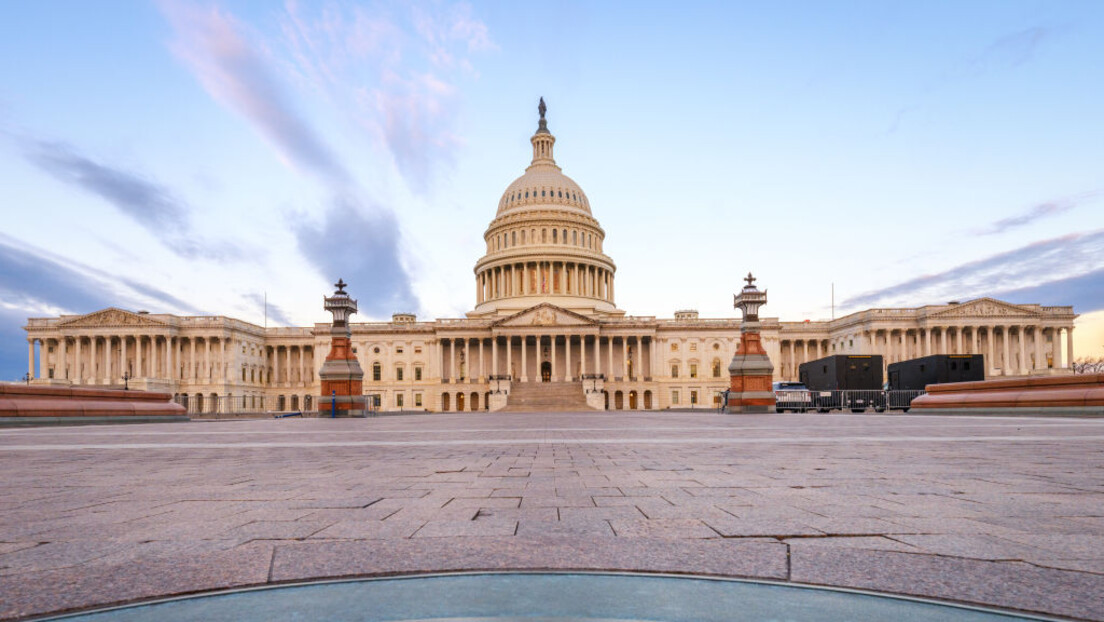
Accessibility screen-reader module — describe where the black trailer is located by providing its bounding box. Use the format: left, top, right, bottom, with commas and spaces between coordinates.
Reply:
887, 354, 984, 391
799, 355, 884, 412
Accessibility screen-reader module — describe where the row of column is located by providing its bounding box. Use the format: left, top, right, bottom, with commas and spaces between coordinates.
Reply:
26, 335, 228, 385
438, 334, 650, 383
778, 324, 1074, 381
476, 261, 613, 303
26, 335, 317, 388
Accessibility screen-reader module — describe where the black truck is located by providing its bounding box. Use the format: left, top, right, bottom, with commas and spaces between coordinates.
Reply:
887, 354, 984, 390
799, 355, 884, 412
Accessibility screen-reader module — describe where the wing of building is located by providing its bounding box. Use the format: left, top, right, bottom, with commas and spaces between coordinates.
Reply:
22, 105, 1078, 414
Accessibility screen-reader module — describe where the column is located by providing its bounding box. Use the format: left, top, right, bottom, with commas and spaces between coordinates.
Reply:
105, 337, 113, 383
1053, 328, 1064, 368
607, 337, 614, 379
298, 345, 305, 385
802, 340, 809, 366
190, 338, 197, 381
27, 339, 35, 379
90, 337, 98, 383
580, 336, 587, 376
1017, 326, 1027, 375
506, 336, 513, 378
1001, 326, 1010, 376
564, 335, 572, 381
955, 327, 963, 354
163, 337, 171, 380
135, 336, 143, 378
993, 331, 1002, 375
492, 337, 499, 376
1066, 327, 1075, 368
788, 341, 796, 379
940, 327, 947, 354
58, 337, 68, 380
521, 336, 528, 381
74, 337, 83, 382
284, 344, 291, 385
924, 329, 932, 356
635, 337, 642, 380
449, 339, 456, 382
118, 337, 126, 380
551, 335, 557, 381
594, 335, 601, 376
479, 338, 485, 382
1034, 327, 1043, 371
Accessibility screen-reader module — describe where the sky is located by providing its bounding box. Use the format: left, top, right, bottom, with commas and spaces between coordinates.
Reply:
1, 0, 1102, 380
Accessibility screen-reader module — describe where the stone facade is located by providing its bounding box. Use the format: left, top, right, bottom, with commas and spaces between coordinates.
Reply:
22, 106, 1078, 413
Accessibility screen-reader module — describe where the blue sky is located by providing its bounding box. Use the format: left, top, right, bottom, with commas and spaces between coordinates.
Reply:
1, 0, 1102, 380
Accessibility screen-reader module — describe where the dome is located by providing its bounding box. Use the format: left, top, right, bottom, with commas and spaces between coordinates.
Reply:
495, 102, 591, 217
469, 98, 622, 320
497, 168, 591, 216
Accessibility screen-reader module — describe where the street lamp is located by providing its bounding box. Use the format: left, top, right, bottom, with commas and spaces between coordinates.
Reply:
22, 372, 31, 385
122, 371, 131, 390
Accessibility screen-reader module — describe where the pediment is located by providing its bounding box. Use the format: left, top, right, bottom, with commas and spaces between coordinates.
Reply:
928, 298, 1038, 319
494, 303, 598, 328
58, 307, 168, 329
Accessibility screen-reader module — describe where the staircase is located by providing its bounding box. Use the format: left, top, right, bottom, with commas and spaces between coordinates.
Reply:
503, 381, 596, 412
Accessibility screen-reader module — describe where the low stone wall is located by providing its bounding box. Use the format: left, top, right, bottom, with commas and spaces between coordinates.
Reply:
0, 384, 188, 425
910, 373, 1104, 416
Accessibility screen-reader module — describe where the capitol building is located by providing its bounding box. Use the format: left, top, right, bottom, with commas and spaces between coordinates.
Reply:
23, 104, 1078, 413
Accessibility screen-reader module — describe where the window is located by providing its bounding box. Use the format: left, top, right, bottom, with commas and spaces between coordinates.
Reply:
712, 360, 722, 377
553, 229, 557, 243
713, 343, 720, 350
396, 367, 404, 381
396, 394, 404, 408
690, 343, 697, 351
396, 346, 404, 354
512, 231, 517, 245
689, 364, 698, 378
373, 347, 380, 354
415, 346, 422, 354
372, 363, 381, 381
691, 390, 698, 405
415, 366, 422, 381
414, 393, 423, 407
670, 343, 679, 351
671, 365, 679, 378
671, 391, 679, 405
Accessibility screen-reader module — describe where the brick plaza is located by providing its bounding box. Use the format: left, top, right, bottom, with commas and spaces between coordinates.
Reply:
1, 412, 1102, 620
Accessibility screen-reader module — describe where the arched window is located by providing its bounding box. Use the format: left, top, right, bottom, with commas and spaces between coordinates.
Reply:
542, 229, 547, 243
572, 230, 577, 245
512, 231, 517, 245
558, 190, 562, 198
553, 229, 557, 243
712, 359, 722, 378
562, 229, 567, 243
541, 190, 546, 197
522, 230, 526, 243
372, 363, 381, 382
525, 191, 529, 198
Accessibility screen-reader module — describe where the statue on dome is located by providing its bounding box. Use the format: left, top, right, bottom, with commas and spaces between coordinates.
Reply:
538, 97, 547, 120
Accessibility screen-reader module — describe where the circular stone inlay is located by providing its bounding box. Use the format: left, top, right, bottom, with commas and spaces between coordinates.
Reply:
44, 572, 1051, 621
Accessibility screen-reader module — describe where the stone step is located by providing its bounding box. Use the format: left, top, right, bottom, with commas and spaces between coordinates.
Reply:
502, 381, 596, 412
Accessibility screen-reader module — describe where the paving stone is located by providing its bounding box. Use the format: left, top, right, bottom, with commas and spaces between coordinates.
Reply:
1, 412, 1101, 620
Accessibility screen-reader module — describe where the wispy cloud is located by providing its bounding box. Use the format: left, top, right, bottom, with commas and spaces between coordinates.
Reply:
294, 197, 417, 317
161, 1, 492, 317
887, 25, 1059, 135
280, 0, 495, 187
974, 190, 1098, 235
163, 1, 350, 183
842, 229, 1104, 310
0, 235, 205, 379
19, 138, 238, 259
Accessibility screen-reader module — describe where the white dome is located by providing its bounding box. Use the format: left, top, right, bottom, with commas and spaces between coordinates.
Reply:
497, 167, 591, 216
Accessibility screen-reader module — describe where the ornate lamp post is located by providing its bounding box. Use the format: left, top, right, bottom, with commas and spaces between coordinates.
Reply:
726, 272, 776, 413
317, 279, 367, 417
122, 371, 131, 391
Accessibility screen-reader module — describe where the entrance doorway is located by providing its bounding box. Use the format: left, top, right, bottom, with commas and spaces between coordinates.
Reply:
541, 361, 552, 382
457, 392, 466, 411
629, 390, 638, 410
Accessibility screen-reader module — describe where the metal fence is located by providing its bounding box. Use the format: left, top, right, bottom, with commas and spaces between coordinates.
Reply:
774, 390, 926, 413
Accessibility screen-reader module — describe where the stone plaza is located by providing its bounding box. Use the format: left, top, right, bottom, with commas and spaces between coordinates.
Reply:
1, 411, 1101, 620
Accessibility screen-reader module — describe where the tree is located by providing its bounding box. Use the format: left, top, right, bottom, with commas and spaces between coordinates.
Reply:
1070, 357, 1104, 374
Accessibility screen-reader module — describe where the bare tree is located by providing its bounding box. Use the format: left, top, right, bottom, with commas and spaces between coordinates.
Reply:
1071, 357, 1104, 374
